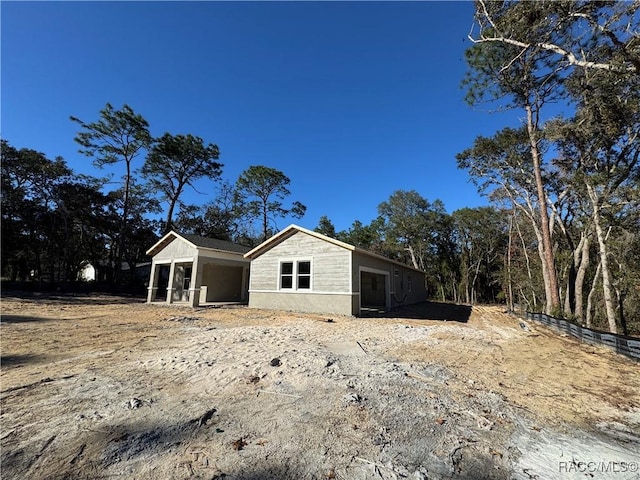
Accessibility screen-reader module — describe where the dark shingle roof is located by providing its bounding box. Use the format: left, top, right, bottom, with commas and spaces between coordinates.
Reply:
179, 233, 252, 254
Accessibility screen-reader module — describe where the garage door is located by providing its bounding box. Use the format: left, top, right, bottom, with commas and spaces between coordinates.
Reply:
360, 271, 387, 308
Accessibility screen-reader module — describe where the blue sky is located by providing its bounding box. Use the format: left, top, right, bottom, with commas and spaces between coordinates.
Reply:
2, 1, 521, 233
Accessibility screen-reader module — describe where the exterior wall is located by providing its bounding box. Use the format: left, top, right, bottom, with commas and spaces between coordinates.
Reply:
249, 231, 351, 293
148, 236, 249, 305
248, 291, 354, 316
352, 252, 426, 314
391, 264, 427, 307
153, 239, 197, 261
202, 264, 244, 302
246, 228, 426, 316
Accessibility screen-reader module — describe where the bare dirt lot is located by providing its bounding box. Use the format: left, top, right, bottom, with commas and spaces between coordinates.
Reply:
1, 294, 639, 480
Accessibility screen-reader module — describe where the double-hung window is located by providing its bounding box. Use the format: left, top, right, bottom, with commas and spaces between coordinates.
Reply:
280, 262, 294, 289
280, 260, 311, 291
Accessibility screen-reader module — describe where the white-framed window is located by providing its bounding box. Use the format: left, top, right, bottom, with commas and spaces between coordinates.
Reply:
297, 260, 311, 289
279, 259, 312, 291
280, 262, 294, 289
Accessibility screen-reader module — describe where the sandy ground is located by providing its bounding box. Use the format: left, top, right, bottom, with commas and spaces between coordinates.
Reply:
1, 294, 639, 480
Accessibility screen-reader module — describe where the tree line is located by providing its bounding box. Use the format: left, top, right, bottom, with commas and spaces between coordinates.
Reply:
2, 1, 638, 336
457, 1, 639, 334
316, 1, 640, 336
2, 103, 306, 289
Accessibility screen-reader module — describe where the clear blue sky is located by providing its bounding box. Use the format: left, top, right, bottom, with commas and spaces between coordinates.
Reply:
2, 1, 520, 233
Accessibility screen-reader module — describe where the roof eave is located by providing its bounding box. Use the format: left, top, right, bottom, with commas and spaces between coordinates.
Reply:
145, 230, 199, 257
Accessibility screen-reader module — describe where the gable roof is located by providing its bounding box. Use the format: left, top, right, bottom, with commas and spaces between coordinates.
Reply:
146, 231, 251, 257
244, 224, 425, 274
179, 233, 252, 254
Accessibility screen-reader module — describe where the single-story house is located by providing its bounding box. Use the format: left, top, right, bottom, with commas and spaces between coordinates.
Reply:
244, 224, 427, 316
146, 231, 251, 307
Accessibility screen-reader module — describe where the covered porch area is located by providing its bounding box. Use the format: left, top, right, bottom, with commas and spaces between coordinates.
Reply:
147, 258, 249, 307
145, 231, 251, 308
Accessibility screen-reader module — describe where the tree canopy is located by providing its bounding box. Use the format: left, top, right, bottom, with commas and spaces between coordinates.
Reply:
235, 165, 307, 242
142, 133, 222, 233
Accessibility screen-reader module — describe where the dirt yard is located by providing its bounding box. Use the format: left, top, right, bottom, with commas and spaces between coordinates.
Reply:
1, 294, 639, 480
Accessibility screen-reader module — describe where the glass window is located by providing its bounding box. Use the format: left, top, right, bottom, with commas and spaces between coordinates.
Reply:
297, 261, 311, 289
280, 261, 311, 290
280, 262, 293, 289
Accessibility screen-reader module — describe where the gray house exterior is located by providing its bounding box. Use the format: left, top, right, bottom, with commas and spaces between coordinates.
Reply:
146, 231, 250, 307
244, 225, 427, 316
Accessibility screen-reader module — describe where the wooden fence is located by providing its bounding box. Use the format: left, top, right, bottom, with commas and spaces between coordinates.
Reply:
526, 312, 640, 361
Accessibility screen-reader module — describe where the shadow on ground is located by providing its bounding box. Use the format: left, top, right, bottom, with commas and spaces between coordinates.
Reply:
1, 291, 144, 306
0, 314, 51, 324
362, 301, 472, 323
0, 354, 49, 368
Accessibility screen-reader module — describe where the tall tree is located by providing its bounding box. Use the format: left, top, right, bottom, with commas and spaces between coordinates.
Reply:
462, 0, 640, 324
235, 165, 306, 242
462, 1, 581, 314
71, 103, 152, 284
142, 133, 222, 233
174, 182, 241, 241
336, 218, 385, 253
549, 53, 640, 333
377, 190, 434, 270
453, 207, 507, 304
1, 140, 113, 284
314, 215, 337, 238
469, 0, 639, 74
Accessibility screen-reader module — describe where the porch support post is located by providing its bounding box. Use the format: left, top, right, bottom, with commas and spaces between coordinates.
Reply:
166, 261, 176, 304
241, 266, 249, 302
147, 261, 159, 303
189, 256, 204, 307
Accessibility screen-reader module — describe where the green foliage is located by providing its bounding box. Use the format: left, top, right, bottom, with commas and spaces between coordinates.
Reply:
235, 165, 307, 241
453, 207, 507, 304
1, 140, 114, 283
71, 103, 152, 169
174, 182, 240, 242
460, 1, 640, 332
336, 218, 385, 253
314, 215, 337, 238
71, 103, 153, 285
143, 132, 222, 233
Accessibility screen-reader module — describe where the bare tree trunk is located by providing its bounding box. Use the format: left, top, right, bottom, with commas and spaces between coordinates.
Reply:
518, 287, 532, 312
586, 260, 602, 329
115, 158, 132, 287
453, 277, 458, 303
407, 245, 419, 270
587, 183, 617, 333
574, 233, 590, 321
164, 197, 179, 234
515, 214, 537, 309
261, 203, 269, 242
526, 104, 560, 314
471, 259, 482, 305
506, 213, 514, 311
534, 223, 553, 313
